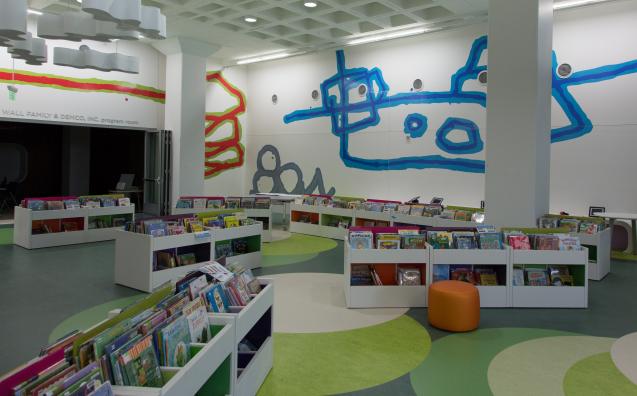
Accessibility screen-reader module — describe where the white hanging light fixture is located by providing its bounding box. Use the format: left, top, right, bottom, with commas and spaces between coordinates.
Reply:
138, 6, 166, 40
0, 0, 27, 42
54, 45, 139, 74
8, 32, 47, 65
38, 11, 139, 42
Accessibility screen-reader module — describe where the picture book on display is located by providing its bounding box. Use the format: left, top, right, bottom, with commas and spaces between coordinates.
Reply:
349, 231, 373, 249
377, 233, 401, 249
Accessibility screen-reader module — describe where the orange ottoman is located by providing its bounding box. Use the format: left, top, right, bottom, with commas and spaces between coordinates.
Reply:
428, 280, 480, 332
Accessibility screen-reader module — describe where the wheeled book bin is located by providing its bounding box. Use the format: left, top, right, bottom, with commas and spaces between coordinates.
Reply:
430, 247, 510, 307
510, 248, 589, 308
289, 203, 322, 236
320, 206, 355, 240
13, 205, 135, 249
217, 279, 274, 396
115, 231, 214, 293
344, 240, 429, 308
111, 315, 236, 396
575, 228, 611, 280
208, 223, 263, 270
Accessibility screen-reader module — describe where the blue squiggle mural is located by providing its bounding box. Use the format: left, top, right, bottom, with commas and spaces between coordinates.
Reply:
283, 35, 637, 173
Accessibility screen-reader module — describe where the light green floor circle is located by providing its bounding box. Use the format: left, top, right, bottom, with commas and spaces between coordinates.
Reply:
261, 253, 318, 268
48, 294, 144, 343
488, 335, 615, 396
0, 228, 13, 245
262, 233, 337, 256
564, 353, 637, 396
410, 327, 577, 396
257, 315, 430, 396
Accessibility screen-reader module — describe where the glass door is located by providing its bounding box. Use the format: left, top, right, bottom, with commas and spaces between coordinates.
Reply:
144, 130, 171, 215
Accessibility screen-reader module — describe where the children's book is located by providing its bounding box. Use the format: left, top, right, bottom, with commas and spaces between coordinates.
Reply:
376, 233, 401, 249
432, 264, 450, 282
479, 232, 502, 249
402, 234, 427, 249
512, 268, 525, 286
558, 234, 581, 251
397, 204, 412, 215
101, 197, 117, 207
525, 268, 549, 286
349, 231, 373, 249
206, 284, 230, 313
64, 199, 81, 210
118, 197, 131, 207
409, 204, 425, 216
508, 234, 531, 250
118, 335, 163, 387
207, 199, 224, 209
160, 316, 191, 367
224, 216, 240, 228
27, 200, 46, 210
193, 198, 207, 209
176, 198, 193, 208
187, 275, 209, 300
183, 298, 211, 343
225, 197, 241, 209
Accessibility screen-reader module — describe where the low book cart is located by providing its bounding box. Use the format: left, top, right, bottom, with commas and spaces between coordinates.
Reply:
510, 248, 589, 308
173, 206, 273, 243
13, 205, 135, 249
430, 247, 510, 307
217, 279, 274, 396
344, 240, 429, 308
575, 228, 611, 280
111, 315, 235, 396
114, 224, 262, 293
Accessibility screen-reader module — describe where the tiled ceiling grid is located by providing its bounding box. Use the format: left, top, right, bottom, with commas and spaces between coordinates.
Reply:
147, 0, 488, 55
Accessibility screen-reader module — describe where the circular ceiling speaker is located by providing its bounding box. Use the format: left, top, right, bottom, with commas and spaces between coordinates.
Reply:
478, 70, 488, 85
311, 89, 319, 100
358, 84, 367, 96
271, 94, 278, 104
412, 78, 423, 91
557, 63, 573, 78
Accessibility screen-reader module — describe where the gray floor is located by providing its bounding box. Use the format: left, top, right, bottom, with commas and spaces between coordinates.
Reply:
2, 235, 637, 394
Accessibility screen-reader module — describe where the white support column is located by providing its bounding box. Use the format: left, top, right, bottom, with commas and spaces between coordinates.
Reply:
153, 38, 219, 205
484, 0, 553, 227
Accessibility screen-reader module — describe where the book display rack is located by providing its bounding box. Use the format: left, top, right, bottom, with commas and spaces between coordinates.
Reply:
218, 279, 273, 396
344, 226, 428, 308
114, 223, 263, 292
174, 196, 273, 242
14, 205, 135, 249
510, 248, 588, 308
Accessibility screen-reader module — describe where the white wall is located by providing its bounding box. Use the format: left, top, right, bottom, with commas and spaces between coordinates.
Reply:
235, 0, 637, 215
0, 17, 165, 130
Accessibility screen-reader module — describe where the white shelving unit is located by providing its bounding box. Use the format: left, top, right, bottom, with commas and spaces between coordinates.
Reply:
575, 228, 611, 281
429, 248, 510, 307
109, 315, 235, 396
171, 206, 273, 243
510, 248, 589, 308
353, 210, 392, 226
218, 279, 274, 396
344, 241, 429, 308
391, 213, 437, 227
289, 203, 322, 237
114, 231, 214, 292
13, 205, 135, 249
320, 207, 355, 240
210, 223, 263, 270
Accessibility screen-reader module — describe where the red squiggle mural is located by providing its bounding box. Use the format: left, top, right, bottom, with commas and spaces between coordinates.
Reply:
0, 69, 165, 102
204, 71, 246, 179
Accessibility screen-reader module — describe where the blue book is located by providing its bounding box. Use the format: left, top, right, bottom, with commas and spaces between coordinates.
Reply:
206, 284, 229, 313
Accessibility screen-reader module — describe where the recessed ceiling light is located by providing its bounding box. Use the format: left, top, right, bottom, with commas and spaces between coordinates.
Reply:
347, 28, 428, 46
244, 17, 257, 23
304, 2, 318, 7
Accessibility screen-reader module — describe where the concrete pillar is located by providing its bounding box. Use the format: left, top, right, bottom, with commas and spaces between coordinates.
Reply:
153, 38, 219, 205
484, 0, 553, 227
61, 126, 90, 196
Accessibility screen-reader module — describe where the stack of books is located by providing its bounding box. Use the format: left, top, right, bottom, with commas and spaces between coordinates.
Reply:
512, 265, 576, 287
23, 195, 131, 211
348, 229, 427, 249
505, 231, 581, 251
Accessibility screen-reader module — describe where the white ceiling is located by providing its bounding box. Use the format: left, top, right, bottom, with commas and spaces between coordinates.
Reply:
28, 0, 490, 64
26, 0, 610, 65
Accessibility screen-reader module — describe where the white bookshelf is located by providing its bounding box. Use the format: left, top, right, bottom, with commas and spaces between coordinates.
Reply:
13, 205, 135, 249
111, 315, 235, 396
575, 228, 611, 281
209, 223, 263, 270
510, 248, 589, 308
353, 210, 393, 225
289, 203, 322, 237
218, 279, 274, 396
429, 248, 510, 307
344, 241, 428, 308
171, 206, 273, 243
391, 213, 437, 227
114, 231, 214, 292
434, 217, 478, 228
320, 207, 355, 240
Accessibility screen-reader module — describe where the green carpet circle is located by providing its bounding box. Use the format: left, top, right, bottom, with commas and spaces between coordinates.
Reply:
488, 335, 614, 396
261, 253, 318, 268
48, 294, 144, 343
0, 228, 13, 245
257, 315, 430, 396
262, 233, 337, 256
564, 353, 637, 396
410, 328, 577, 396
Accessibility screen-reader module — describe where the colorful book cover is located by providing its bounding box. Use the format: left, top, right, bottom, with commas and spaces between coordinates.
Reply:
409, 204, 425, 216
349, 231, 373, 249
225, 197, 241, 209
224, 216, 240, 228
206, 284, 230, 313
46, 200, 64, 210
160, 316, 191, 367
479, 273, 498, 286
193, 198, 207, 209
207, 199, 224, 209
512, 268, 525, 286
526, 269, 549, 286
402, 234, 427, 249
187, 275, 209, 300
118, 335, 163, 387
432, 264, 450, 282
118, 197, 131, 207
64, 199, 81, 210
479, 232, 502, 249
183, 298, 211, 343
508, 234, 531, 250
27, 200, 46, 211
176, 199, 193, 209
